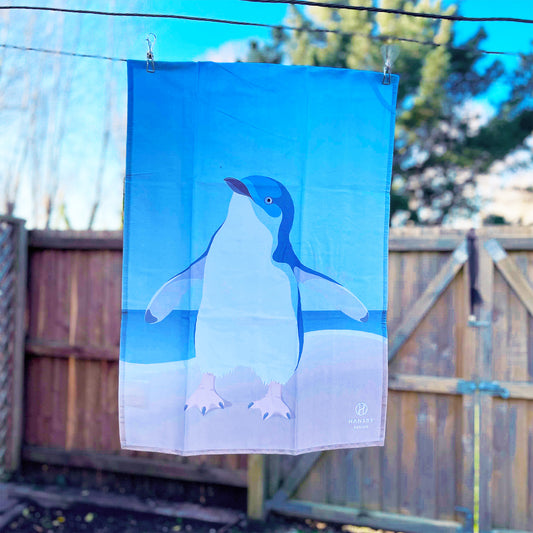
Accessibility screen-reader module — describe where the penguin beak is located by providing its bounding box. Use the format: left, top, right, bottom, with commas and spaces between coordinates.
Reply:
225, 178, 251, 197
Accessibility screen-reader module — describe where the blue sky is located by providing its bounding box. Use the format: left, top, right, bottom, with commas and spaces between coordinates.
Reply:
1, 0, 532, 228
454, 0, 532, 56
106, 1, 533, 68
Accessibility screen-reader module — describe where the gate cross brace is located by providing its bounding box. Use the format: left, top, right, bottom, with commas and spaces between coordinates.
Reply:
484, 239, 533, 317
389, 239, 468, 362
267, 451, 323, 507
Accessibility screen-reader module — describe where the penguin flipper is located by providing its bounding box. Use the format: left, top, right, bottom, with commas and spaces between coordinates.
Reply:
294, 266, 368, 322
145, 256, 206, 323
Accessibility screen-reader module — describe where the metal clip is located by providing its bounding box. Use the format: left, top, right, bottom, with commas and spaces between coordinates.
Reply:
381, 44, 399, 85
146, 33, 156, 73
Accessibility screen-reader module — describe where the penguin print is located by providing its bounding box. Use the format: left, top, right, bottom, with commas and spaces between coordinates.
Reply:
145, 176, 368, 420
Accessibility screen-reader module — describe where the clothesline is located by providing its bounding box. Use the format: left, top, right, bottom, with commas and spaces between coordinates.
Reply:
2, 4, 532, 25
0, 4, 527, 63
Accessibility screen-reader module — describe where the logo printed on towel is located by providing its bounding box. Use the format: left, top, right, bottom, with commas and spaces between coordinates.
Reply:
348, 402, 374, 430
355, 402, 368, 416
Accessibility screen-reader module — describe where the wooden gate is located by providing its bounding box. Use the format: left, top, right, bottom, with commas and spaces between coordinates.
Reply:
477, 235, 533, 533
253, 227, 533, 533
0, 216, 27, 476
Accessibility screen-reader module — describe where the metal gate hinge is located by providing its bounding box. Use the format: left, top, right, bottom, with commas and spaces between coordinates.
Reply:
479, 381, 510, 399
455, 506, 473, 532
457, 380, 509, 399
457, 380, 476, 395
467, 318, 490, 327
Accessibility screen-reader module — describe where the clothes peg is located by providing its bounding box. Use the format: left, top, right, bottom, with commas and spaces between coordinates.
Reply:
146, 33, 156, 73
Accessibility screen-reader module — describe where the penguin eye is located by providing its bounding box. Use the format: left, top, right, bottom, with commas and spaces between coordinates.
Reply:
265, 197, 273, 205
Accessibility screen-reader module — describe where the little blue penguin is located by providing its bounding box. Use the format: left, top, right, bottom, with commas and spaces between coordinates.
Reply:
145, 176, 368, 419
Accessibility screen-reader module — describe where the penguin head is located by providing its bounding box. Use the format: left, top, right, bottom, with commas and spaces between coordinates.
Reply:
224, 176, 294, 228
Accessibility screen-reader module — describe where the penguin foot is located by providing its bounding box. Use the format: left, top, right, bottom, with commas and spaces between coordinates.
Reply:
184, 388, 227, 416
248, 396, 291, 421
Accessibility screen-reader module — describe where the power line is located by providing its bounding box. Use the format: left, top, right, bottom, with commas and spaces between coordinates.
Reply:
0, 6, 526, 61
243, 0, 533, 25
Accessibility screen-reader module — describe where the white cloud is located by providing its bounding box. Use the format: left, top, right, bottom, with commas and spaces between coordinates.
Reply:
478, 169, 533, 225
195, 39, 251, 63
457, 99, 495, 136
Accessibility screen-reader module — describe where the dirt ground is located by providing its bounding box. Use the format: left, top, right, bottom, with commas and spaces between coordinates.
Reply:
0, 482, 395, 533
2, 502, 390, 533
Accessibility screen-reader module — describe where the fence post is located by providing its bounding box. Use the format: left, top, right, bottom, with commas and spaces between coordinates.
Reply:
10, 221, 27, 472
247, 454, 266, 520
0, 217, 27, 476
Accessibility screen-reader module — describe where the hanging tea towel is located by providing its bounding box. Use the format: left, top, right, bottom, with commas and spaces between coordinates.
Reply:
120, 61, 398, 455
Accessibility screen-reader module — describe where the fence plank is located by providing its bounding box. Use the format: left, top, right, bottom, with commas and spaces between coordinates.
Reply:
509, 401, 528, 530
267, 455, 281, 499
26, 339, 119, 361
65, 251, 79, 450
327, 450, 346, 507
388, 236, 462, 252
399, 391, 418, 515
28, 229, 533, 253
30, 230, 123, 250
23, 445, 247, 488
344, 448, 363, 509
507, 255, 530, 531
268, 499, 462, 533
436, 396, 457, 519
417, 394, 437, 517
526, 402, 533, 531
489, 258, 510, 530
389, 240, 468, 361
381, 390, 400, 514
362, 446, 382, 512
454, 265, 475, 523
389, 374, 460, 395
248, 454, 266, 519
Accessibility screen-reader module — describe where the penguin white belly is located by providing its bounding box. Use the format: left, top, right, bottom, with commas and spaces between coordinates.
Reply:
195, 195, 299, 383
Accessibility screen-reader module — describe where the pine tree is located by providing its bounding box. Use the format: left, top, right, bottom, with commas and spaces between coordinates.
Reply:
246, 0, 533, 225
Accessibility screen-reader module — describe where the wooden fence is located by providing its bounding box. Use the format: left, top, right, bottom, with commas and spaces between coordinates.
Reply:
23, 230, 247, 490
12, 227, 533, 532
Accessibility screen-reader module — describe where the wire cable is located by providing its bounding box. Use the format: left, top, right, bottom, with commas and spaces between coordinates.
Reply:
243, 0, 533, 25
3, 3, 533, 26
0, 43, 125, 62
0, 5, 278, 29
0, 6, 526, 61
